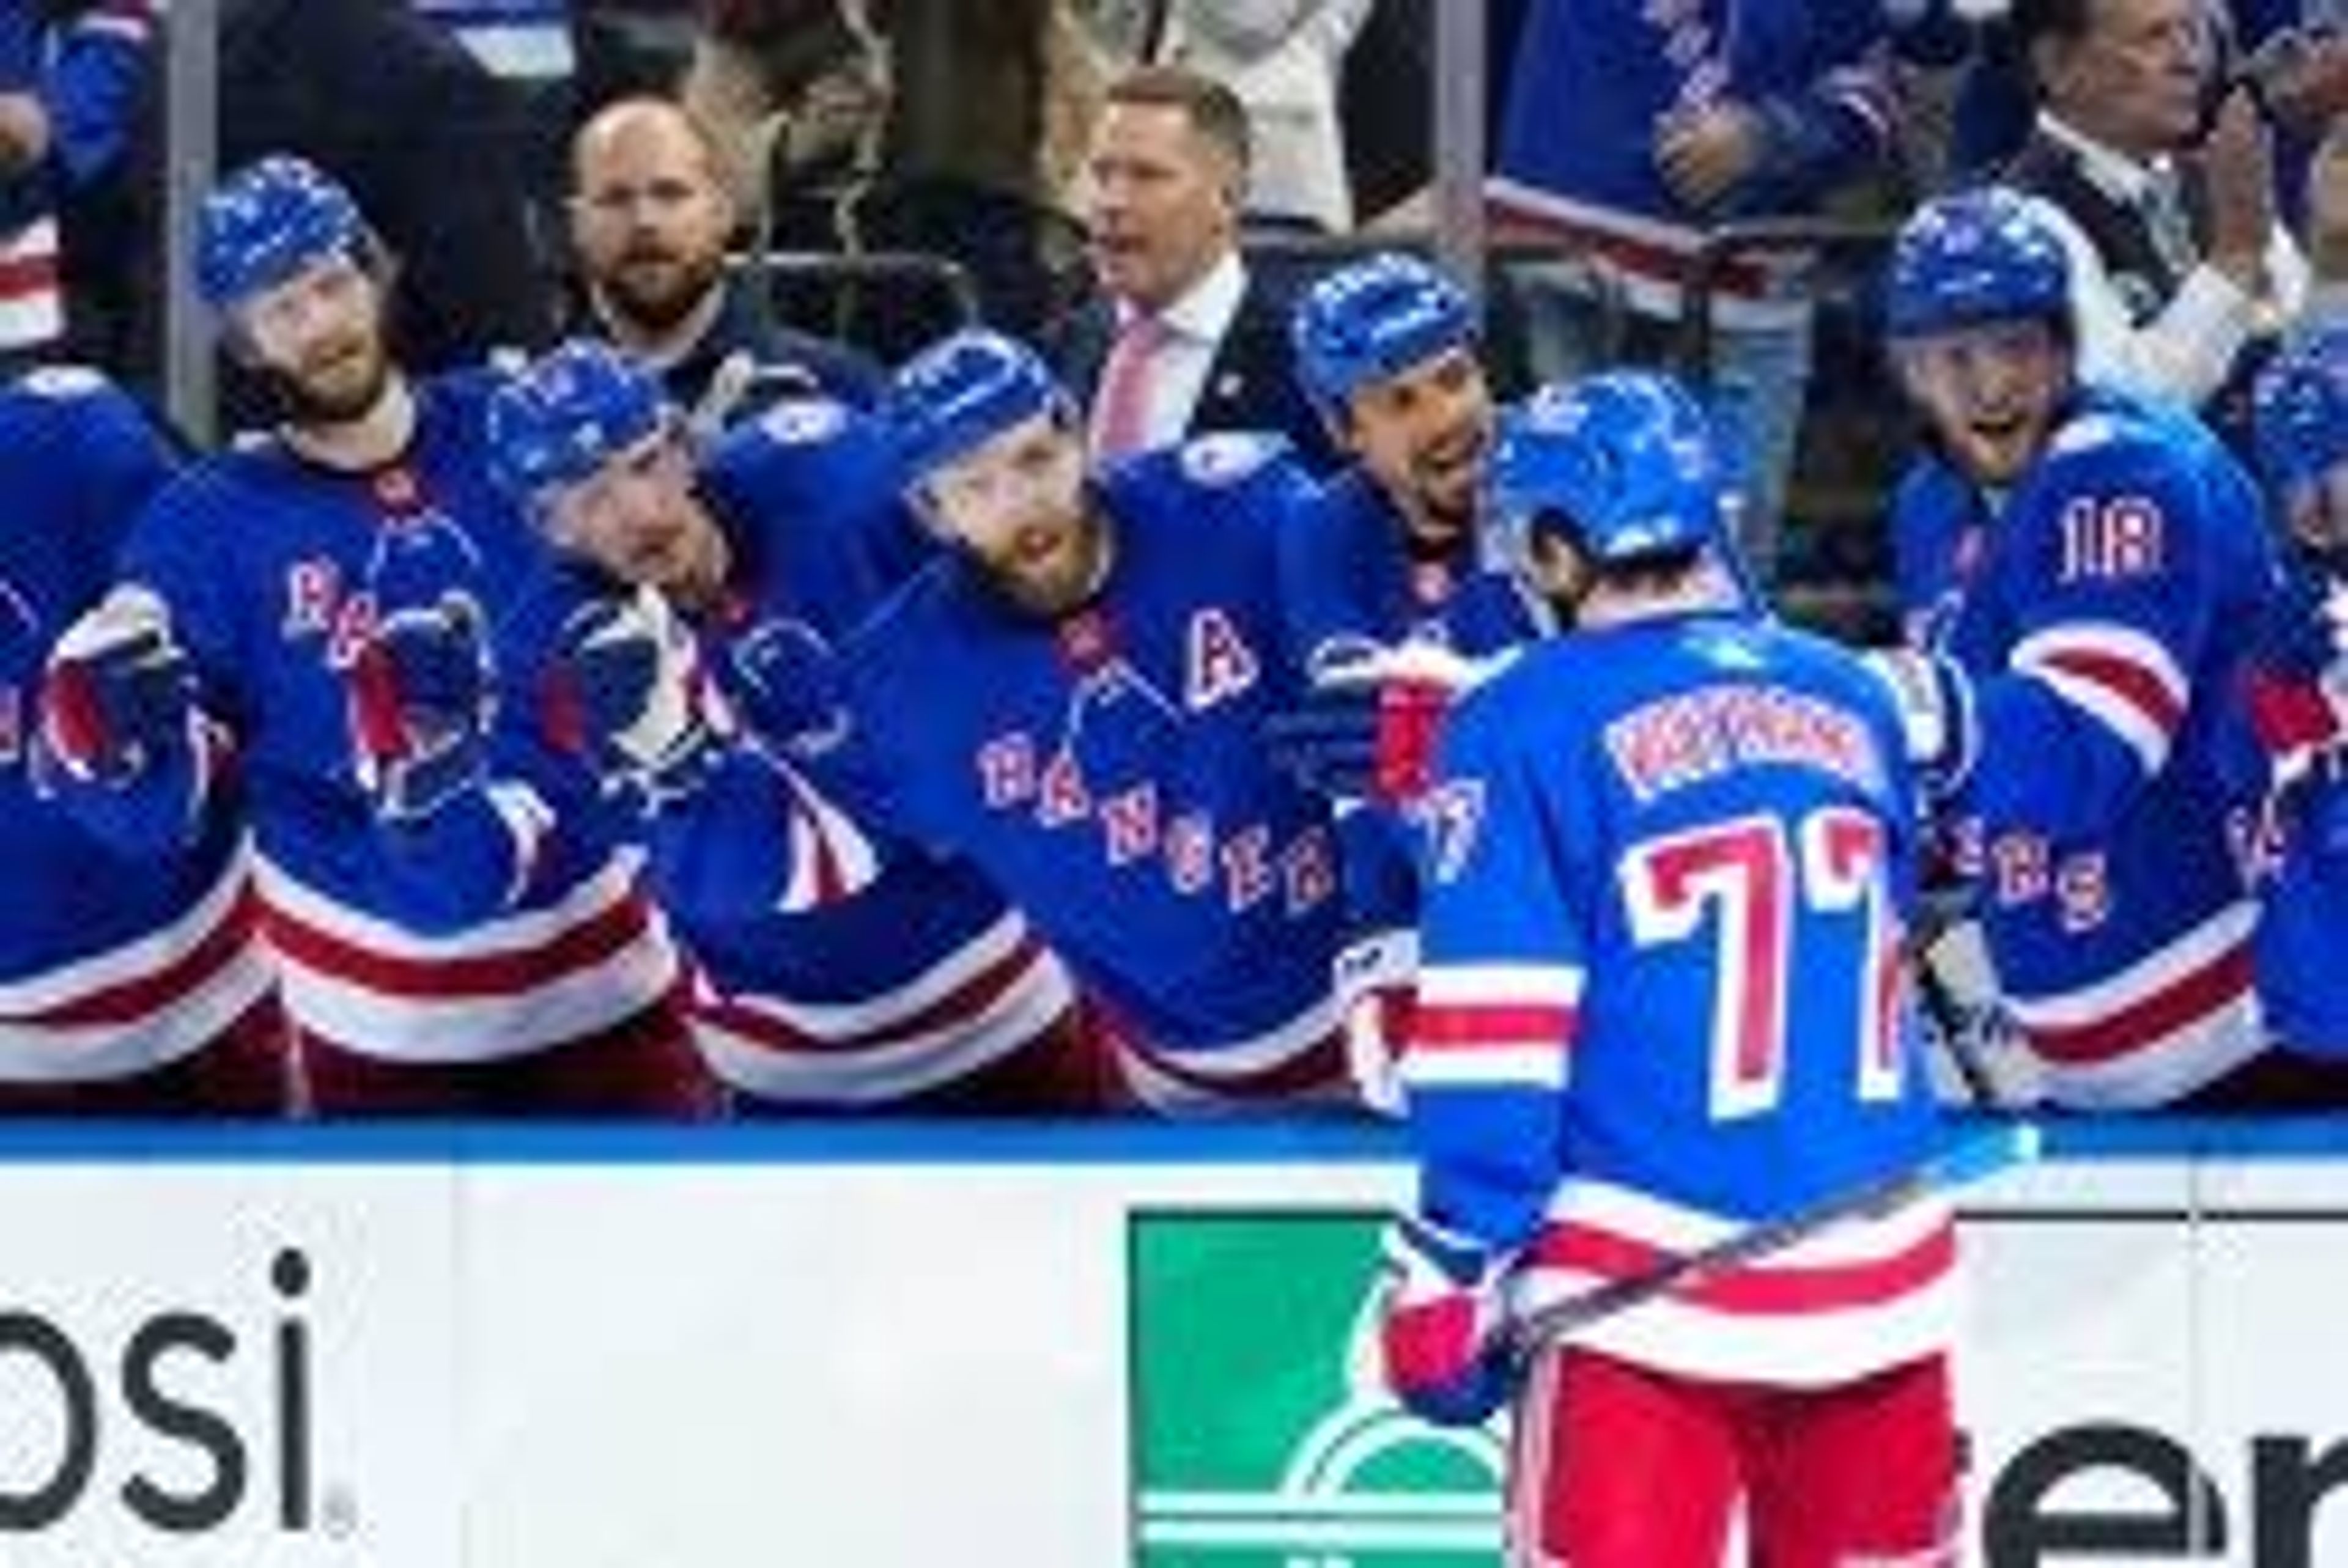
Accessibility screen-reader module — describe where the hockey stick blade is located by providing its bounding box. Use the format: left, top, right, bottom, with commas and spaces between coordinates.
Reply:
1509, 1121, 2040, 1369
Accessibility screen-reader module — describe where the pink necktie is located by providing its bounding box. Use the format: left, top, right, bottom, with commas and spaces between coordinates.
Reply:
1091, 311, 1165, 459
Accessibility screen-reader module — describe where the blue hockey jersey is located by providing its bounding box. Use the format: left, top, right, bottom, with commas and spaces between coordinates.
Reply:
1488, 0, 1893, 309
1279, 469, 1543, 670
70, 373, 678, 1063
1277, 466, 1544, 955
510, 396, 1076, 1106
1891, 388, 2275, 1106
0, 368, 273, 1081
2215, 555, 2348, 1059
2257, 759, 2348, 1055
836, 436, 1351, 1106
1407, 608, 1956, 1387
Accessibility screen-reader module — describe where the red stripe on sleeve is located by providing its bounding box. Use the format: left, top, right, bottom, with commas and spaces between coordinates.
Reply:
1412, 1001, 1575, 1051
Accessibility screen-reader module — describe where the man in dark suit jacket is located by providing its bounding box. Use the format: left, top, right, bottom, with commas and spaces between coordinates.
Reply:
1049, 64, 1338, 472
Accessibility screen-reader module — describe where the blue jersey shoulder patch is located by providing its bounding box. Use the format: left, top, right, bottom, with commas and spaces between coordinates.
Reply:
755, 397, 851, 447
1180, 432, 1288, 486
16, 365, 108, 401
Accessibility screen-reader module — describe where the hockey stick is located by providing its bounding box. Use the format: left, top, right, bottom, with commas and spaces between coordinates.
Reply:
1508, 1121, 2040, 1369
1911, 921, 2009, 1110
1904, 872, 2032, 1112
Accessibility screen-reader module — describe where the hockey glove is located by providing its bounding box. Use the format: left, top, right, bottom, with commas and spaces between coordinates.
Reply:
1377, 1215, 1514, 1428
1335, 930, 1417, 1118
40, 587, 196, 787
345, 594, 497, 822
726, 614, 851, 759
2243, 576, 2348, 780
1862, 646, 1977, 801
547, 585, 729, 808
1263, 641, 1484, 806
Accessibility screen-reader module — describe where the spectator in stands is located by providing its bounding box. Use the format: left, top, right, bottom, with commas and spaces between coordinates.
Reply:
1052, 64, 1334, 468
689, 1, 1099, 356
567, 95, 882, 426
1337, 0, 1451, 227
1487, 0, 1902, 589
0, 1, 155, 374
869, 0, 1103, 346
571, 0, 701, 108
1926, 3, 2348, 210
679, 0, 887, 224
2292, 122, 2348, 340
1091, 0, 1372, 233
2004, 0, 2307, 435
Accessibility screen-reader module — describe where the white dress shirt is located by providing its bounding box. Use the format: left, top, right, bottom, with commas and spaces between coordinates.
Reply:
1104, 249, 1250, 454
2023, 113, 2308, 410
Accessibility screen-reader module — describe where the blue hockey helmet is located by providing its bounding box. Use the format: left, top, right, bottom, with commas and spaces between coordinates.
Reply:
1884, 187, 2072, 341
885, 327, 1071, 482
1487, 370, 1728, 565
195, 155, 372, 311
485, 338, 670, 509
2253, 325, 2348, 496
1291, 250, 1477, 420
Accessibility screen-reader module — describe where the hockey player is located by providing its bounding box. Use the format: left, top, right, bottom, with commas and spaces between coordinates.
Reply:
841, 326, 1355, 1113
2238, 330, 2348, 1060
1380, 370, 1962, 1567
1269, 249, 1541, 798
40, 156, 705, 1116
484, 339, 1096, 1112
1874, 186, 2281, 1110
1269, 250, 1545, 1106
0, 368, 284, 1113
1281, 250, 1537, 672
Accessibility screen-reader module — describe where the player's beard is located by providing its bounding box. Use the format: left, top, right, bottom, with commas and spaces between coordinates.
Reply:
1399, 424, 1487, 550
979, 505, 1109, 620
1403, 488, 1477, 554
599, 243, 728, 336
270, 332, 395, 428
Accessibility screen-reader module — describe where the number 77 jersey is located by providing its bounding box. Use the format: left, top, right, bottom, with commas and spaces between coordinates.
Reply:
1403, 608, 1959, 1388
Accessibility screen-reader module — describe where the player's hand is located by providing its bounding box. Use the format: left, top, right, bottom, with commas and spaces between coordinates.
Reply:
2242, 576, 2348, 778
1862, 646, 1977, 800
1264, 641, 1485, 805
779, 62, 886, 171
2242, 25, 2348, 134
0, 92, 51, 176
1377, 1216, 1513, 1427
345, 594, 496, 822
545, 585, 729, 806
40, 587, 196, 786
1336, 930, 1417, 1118
2191, 87, 2276, 290
1913, 916, 2043, 1109
1654, 101, 1766, 213
727, 615, 851, 759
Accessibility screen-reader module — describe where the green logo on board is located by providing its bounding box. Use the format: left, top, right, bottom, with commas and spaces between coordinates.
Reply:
1128, 1210, 1505, 1565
